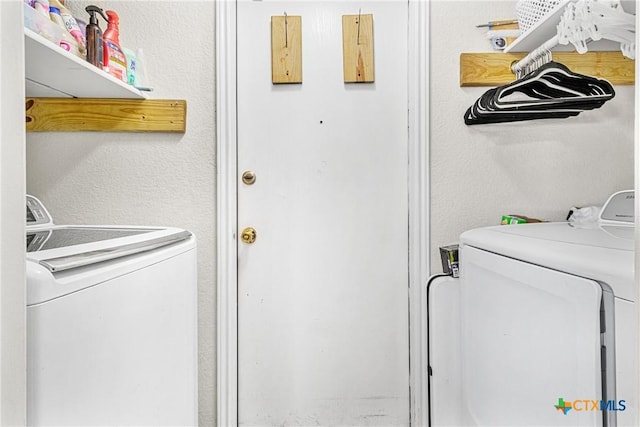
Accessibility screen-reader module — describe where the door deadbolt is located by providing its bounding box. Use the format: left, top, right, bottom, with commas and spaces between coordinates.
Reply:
241, 227, 257, 244
242, 171, 256, 185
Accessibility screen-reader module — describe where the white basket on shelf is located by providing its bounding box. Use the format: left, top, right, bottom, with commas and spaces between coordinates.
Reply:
516, 0, 564, 34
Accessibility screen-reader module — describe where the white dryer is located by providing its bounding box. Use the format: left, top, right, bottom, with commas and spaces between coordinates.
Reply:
26, 195, 198, 426
459, 190, 635, 427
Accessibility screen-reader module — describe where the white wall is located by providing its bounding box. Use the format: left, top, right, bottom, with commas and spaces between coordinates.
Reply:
429, 0, 635, 272
1, 1, 27, 424
25, 1, 216, 424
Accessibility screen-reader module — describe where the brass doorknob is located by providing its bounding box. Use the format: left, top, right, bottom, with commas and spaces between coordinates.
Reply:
242, 171, 256, 185
241, 227, 257, 244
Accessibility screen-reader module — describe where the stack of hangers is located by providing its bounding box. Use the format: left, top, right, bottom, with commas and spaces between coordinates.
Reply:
558, 0, 636, 59
464, 61, 615, 125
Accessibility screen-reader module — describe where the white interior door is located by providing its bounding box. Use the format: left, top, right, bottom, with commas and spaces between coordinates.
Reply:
237, 1, 410, 425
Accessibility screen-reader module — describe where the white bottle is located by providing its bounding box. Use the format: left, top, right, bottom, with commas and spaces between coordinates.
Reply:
134, 48, 150, 89
49, 0, 86, 56
49, 6, 81, 57
33, 0, 50, 17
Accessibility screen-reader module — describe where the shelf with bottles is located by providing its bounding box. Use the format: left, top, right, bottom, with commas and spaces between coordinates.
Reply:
25, 27, 147, 99
23, 5, 186, 133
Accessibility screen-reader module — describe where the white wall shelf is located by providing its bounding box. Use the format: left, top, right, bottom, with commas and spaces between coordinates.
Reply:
24, 28, 147, 99
505, 0, 636, 53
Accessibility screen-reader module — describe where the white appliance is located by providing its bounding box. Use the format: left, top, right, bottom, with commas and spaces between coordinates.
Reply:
459, 190, 635, 427
26, 195, 197, 426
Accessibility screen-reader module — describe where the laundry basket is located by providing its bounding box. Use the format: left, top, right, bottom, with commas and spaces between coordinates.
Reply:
516, 0, 564, 34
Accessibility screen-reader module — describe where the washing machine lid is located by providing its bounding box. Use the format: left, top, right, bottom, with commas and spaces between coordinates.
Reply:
27, 225, 192, 273
27, 227, 156, 252
26, 225, 195, 306
460, 222, 634, 301
25, 195, 192, 273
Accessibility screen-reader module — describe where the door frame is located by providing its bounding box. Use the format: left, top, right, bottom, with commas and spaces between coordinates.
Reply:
216, 1, 430, 425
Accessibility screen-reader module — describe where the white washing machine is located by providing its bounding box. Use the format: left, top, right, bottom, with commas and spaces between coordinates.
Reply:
26, 195, 198, 426
459, 190, 635, 427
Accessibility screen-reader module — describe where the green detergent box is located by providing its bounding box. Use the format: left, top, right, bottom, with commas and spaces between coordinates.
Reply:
501, 215, 527, 225
501, 214, 544, 225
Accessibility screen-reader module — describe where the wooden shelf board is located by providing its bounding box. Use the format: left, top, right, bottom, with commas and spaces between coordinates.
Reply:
460, 51, 635, 87
26, 98, 187, 133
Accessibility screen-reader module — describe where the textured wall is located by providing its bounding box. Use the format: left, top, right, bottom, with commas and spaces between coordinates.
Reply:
430, 1, 635, 272
25, 1, 216, 424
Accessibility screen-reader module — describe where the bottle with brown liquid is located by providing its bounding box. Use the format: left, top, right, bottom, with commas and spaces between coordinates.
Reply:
85, 5, 108, 69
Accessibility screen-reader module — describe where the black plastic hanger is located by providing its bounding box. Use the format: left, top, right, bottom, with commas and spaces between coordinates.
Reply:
464, 61, 615, 125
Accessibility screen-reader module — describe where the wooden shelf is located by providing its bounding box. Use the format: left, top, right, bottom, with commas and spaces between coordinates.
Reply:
26, 98, 187, 133
460, 51, 635, 87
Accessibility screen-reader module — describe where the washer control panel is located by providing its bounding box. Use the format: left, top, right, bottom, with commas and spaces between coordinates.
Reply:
600, 190, 634, 224
26, 195, 52, 227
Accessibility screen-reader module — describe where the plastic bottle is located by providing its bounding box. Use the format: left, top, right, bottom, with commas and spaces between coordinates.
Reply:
102, 10, 128, 83
123, 47, 152, 91
85, 5, 108, 69
75, 16, 88, 41
48, 0, 86, 55
33, 0, 50, 17
49, 6, 80, 57
123, 47, 137, 86
134, 47, 151, 90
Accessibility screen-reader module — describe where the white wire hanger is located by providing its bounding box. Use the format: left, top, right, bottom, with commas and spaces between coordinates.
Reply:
511, 0, 635, 79
557, 0, 635, 56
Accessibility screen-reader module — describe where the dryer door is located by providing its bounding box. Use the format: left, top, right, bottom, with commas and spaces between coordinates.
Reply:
460, 245, 607, 427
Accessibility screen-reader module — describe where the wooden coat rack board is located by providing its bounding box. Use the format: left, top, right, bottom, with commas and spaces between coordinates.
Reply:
460, 51, 634, 87
271, 14, 303, 84
342, 13, 374, 83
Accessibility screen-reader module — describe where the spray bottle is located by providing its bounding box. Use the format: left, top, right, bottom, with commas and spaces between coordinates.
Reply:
85, 5, 108, 69
102, 10, 128, 83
